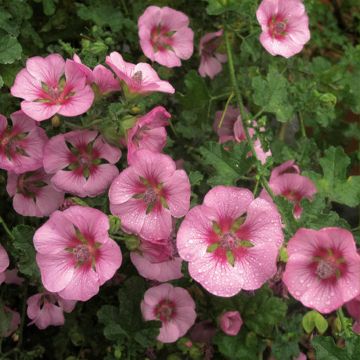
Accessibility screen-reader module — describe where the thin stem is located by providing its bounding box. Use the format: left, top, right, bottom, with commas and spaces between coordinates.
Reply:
298, 112, 306, 138
16, 283, 28, 350
0, 216, 14, 240
218, 92, 234, 129
224, 30, 296, 234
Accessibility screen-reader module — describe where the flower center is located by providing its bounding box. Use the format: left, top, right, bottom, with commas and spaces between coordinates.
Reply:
73, 244, 91, 264
315, 259, 338, 280
220, 232, 238, 251
155, 299, 176, 322
132, 71, 143, 87
150, 26, 173, 52
269, 16, 288, 38
143, 187, 157, 205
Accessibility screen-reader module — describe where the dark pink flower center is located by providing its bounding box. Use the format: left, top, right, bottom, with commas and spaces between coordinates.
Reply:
150, 26, 174, 52
16, 171, 47, 198
0, 129, 28, 160
154, 299, 176, 322
220, 233, 238, 251
73, 244, 91, 263
143, 187, 157, 205
268, 16, 288, 38
131, 71, 143, 87
313, 250, 345, 280
135, 178, 167, 213
39, 79, 74, 105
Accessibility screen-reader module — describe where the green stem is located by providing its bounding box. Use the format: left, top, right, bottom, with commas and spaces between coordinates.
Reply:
0, 216, 14, 240
218, 92, 234, 129
17, 283, 28, 350
298, 112, 307, 138
224, 30, 296, 234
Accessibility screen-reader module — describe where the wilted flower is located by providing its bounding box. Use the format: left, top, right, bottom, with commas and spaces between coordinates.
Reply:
138, 6, 194, 67
141, 283, 196, 343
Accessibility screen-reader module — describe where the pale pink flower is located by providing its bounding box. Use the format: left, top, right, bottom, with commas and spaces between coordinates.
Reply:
177, 186, 283, 297
6, 169, 65, 217
27, 292, 76, 329
141, 283, 196, 343
43, 130, 121, 197
199, 29, 227, 79
131, 237, 182, 282
34, 206, 122, 301
106, 52, 174, 96
11, 54, 94, 121
126, 106, 170, 164
138, 6, 194, 68
213, 106, 271, 164
0, 111, 47, 174
219, 311, 243, 336
0, 245, 10, 285
73, 54, 120, 95
109, 149, 190, 241
1, 307, 20, 337
256, 0, 311, 58
346, 295, 360, 333
283, 227, 360, 314
4, 269, 24, 286
260, 160, 316, 218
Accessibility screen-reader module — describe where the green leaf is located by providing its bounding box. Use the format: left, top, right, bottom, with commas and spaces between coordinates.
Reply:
311, 336, 360, 360
302, 311, 315, 334
189, 170, 204, 187
207, 242, 219, 253
12, 225, 39, 278
206, 0, 241, 15
314, 312, 329, 334
252, 67, 294, 122
0, 35, 22, 64
42, 0, 56, 16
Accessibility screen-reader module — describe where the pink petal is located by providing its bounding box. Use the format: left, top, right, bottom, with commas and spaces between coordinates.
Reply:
43, 134, 71, 173
92, 136, 121, 163
58, 86, 94, 117
10, 69, 42, 101
21, 101, 60, 122
172, 27, 194, 60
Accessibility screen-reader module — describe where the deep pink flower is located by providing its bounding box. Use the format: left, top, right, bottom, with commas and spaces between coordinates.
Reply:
1, 307, 20, 337
131, 237, 182, 282
219, 311, 243, 336
126, 106, 170, 164
109, 149, 190, 241
4, 269, 24, 286
43, 130, 121, 197
260, 160, 316, 218
199, 30, 227, 79
283, 227, 360, 314
138, 6, 194, 68
106, 52, 174, 96
0, 111, 47, 174
34, 206, 122, 301
256, 0, 311, 58
213, 106, 271, 164
346, 295, 360, 334
11, 54, 94, 121
27, 292, 76, 329
177, 186, 283, 297
0, 245, 10, 285
6, 169, 65, 217
73, 54, 120, 95
141, 283, 196, 343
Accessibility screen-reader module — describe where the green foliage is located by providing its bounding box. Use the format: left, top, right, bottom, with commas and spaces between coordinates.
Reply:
312, 336, 360, 360
302, 310, 329, 334
0, 35, 22, 64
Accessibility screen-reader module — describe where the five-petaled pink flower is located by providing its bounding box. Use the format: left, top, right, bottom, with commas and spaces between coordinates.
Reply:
34, 206, 122, 301
213, 106, 271, 164
177, 186, 283, 297
199, 29, 227, 79
260, 160, 316, 218
283, 227, 360, 314
11, 54, 94, 121
43, 130, 121, 198
106, 52, 174, 96
109, 149, 190, 241
0, 245, 10, 285
219, 311, 243, 336
27, 292, 76, 329
6, 169, 65, 217
141, 283, 196, 343
126, 106, 170, 164
256, 0, 311, 58
138, 6, 194, 68
0, 111, 47, 174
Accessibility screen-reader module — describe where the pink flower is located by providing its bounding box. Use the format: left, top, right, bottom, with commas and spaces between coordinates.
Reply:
106, 52, 174, 96
109, 149, 190, 241
73, 54, 120, 95
0, 245, 10, 285
176, 186, 284, 297
126, 106, 170, 164
131, 237, 182, 282
260, 160, 316, 218
27, 292, 76, 329
6, 169, 65, 217
199, 30, 227, 79
219, 311, 243, 336
141, 283, 196, 343
1, 307, 20, 337
256, 0, 311, 58
283, 227, 360, 314
138, 6, 194, 68
213, 106, 271, 164
4, 269, 24, 286
346, 295, 360, 333
43, 130, 121, 197
11, 54, 94, 121
0, 111, 47, 174
34, 206, 122, 301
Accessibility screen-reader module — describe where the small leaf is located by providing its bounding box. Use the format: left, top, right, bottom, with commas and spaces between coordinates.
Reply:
207, 242, 220, 253
238, 240, 254, 248
226, 251, 235, 266
314, 312, 329, 334
302, 311, 316, 334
